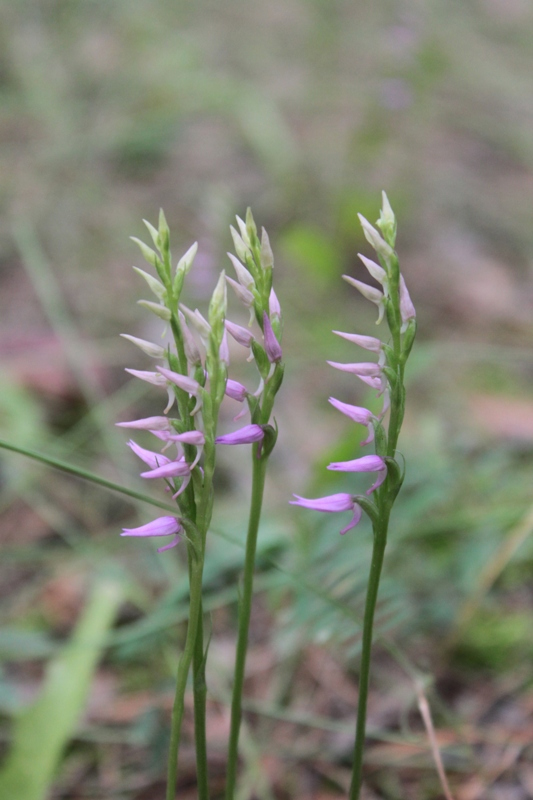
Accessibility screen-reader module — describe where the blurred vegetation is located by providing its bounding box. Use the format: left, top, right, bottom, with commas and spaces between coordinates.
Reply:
1, 0, 533, 798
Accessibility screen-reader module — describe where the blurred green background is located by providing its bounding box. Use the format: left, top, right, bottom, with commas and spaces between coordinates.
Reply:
1, 1, 533, 798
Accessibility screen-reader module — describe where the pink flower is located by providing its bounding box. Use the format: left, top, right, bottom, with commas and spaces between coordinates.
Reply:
328, 398, 376, 445
263, 312, 282, 363
289, 493, 362, 535
327, 455, 387, 494
126, 440, 170, 470
116, 416, 171, 431
140, 459, 191, 480
121, 515, 182, 552
215, 424, 265, 445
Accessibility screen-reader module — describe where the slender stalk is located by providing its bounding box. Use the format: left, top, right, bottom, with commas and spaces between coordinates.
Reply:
192, 601, 209, 799
224, 451, 268, 800
348, 519, 388, 800
166, 546, 204, 800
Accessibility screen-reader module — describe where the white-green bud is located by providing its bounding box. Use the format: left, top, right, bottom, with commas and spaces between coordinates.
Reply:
120, 334, 166, 359
158, 208, 170, 254
357, 254, 388, 291
260, 227, 274, 270
137, 300, 171, 321
357, 214, 395, 263
180, 304, 211, 345
132, 267, 166, 301
208, 270, 227, 330
178, 310, 202, 365
227, 252, 254, 289
130, 237, 158, 268
235, 216, 251, 246
230, 225, 251, 262
176, 242, 198, 277
377, 192, 397, 247
343, 275, 385, 324
142, 219, 161, 250
245, 207, 258, 241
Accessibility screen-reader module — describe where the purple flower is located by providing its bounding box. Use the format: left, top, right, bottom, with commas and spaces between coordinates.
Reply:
140, 459, 191, 479
263, 312, 282, 363
121, 515, 182, 553
116, 416, 171, 431
327, 360, 385, 393
127, 440, 170, 470
157, 367, 203, 415
290, 493, 362, 535
327, 454, 387, 494
269, 287, 281, 319
225, 379, 248, 403
225, 319, 255, 349
332, 331, 382, 354
215, 424, 265, 445
328, 398, 376, 445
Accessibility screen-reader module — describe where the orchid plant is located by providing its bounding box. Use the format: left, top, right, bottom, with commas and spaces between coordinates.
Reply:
117, 209, 283, 799
291, 193, 416, 799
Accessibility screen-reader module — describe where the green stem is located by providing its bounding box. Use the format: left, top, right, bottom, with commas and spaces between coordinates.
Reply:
192, 598, 210, 799
224, 452, 268, 800
166, 546, 204, 800
348, 520, 388, 800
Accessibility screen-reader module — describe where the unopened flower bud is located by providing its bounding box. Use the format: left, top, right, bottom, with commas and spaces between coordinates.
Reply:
180, 304, 211, 345
399, 275, 416, 328
357, 214, 395, 262
235, 216, 251, 246
176, 242, 198, 276
227, 253, 254, 289
260, 228, 274, 270
130, 237, 158, 268
120, 334, 165, 359
158, 208, 170, 254
137, 300, 171, 321
132, 267, 166, 301
208, 270, 227, 339
178, 311, 202, 366
357, 254, 388, 288
245, 207, 258, 241
269, 287, 281, 320
142, 218, 161, 250
263, 313, 282, 363
125, 368, 167, 387
226, 275, 254, 308
230, 225, 251, 262
376, 191, 397, 247
342, 275, 385, 323
225, 319, 255, 348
